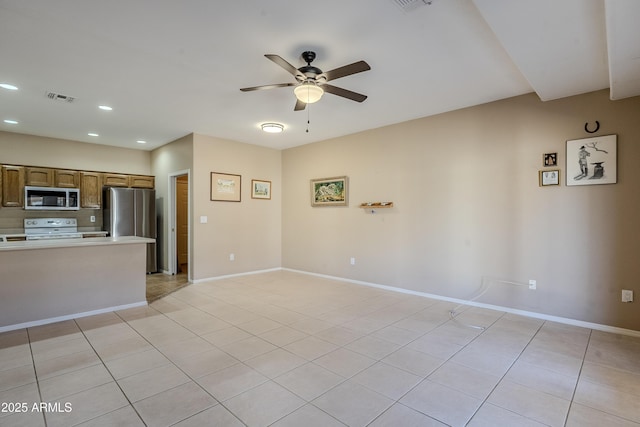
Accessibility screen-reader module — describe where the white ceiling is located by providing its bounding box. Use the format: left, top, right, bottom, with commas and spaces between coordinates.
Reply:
0, 0, 638, 151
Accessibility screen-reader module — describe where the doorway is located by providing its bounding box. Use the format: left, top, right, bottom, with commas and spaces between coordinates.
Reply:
176, 175, 189, 274
168, 170, 190, 280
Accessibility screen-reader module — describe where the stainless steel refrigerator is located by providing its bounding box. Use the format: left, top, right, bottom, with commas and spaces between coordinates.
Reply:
103, 187, 157, 273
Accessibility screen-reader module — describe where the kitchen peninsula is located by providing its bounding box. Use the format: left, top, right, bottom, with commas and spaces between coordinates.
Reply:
0, 236, 153, 332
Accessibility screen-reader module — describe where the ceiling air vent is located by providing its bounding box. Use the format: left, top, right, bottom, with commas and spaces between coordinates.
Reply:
392, 0, 433, 12
45, 91, 75, 103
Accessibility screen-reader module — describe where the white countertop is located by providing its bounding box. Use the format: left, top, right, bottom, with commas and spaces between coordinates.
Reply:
0, 236, 154, 251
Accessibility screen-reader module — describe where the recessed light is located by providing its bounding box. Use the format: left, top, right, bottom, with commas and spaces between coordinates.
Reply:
98, 105, 113, 111
136, 140, 146, 144
261, 123, 284, 133
3, 119, 18, 124
0, 83, 18, 91
88, 132, 99, 137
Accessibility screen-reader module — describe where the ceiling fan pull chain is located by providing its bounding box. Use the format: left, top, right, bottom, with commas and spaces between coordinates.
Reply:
306, 103, 310, 133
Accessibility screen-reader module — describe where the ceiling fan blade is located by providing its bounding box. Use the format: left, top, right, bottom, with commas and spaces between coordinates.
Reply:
294, 99, 307, 111
322, 84, 368, 102
240, 83, 296, 92
265, 54, 305, 80
322, 61, 370, 82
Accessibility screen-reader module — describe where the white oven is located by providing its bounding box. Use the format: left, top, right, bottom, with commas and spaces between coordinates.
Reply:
24, 218, 83, 240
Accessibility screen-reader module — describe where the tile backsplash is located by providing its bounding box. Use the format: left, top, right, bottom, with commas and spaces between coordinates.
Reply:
0, 207, 103, 234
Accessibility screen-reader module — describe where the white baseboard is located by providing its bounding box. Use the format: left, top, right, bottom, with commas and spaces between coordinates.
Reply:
0, 301, 148, 333
282, 268, 640, 339
191, 267, 281, 284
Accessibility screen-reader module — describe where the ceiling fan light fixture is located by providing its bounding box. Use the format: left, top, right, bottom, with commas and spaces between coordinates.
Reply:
261, 122, 284, 133
294, 82, 324, 104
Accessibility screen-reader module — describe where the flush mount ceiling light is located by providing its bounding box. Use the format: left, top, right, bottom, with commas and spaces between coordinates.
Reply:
136, 140, 147, 144
0, 83, 18, 91
294, 81, 324, 104
98, 105, 113, 111
88, 132, 99, 137
261, 123, 284, 133
3, 119, 18, 124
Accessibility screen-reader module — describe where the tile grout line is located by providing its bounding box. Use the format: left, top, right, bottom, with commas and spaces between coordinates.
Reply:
71, 318, 147, 427
25, 327, 49, 427
563, 328, 593, 427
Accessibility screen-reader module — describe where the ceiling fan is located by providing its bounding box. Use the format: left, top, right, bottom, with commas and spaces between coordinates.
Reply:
240, 51, 371, 111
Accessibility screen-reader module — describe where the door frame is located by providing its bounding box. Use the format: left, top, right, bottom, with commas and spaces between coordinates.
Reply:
167, 169, 191, 280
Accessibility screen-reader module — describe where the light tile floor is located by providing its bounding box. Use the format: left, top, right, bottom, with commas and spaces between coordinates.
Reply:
1, 270, 640, 426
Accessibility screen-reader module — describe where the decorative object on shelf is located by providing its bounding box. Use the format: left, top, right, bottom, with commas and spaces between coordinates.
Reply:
359, 202, 394, 213
251, 179, 271, 200
543, 152, 557, 167
211, 172, 241, 202
310, 176, 348, 207
539, 170, 560, 187
566, 134, 617, 186
584, 121, 600, 134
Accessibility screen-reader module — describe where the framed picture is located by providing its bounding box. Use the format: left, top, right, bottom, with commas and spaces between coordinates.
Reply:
251, 179, 271, 200
210, 172, 241, 202
539, 169, 560, 186
543, 152, 557, 167
310, 176, 348, 207
566, 134, 617, 186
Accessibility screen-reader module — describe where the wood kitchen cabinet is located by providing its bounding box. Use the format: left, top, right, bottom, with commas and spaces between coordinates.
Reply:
128, 175, 155, 189
80, 171, 101, 208
1, 165, 25, 207
102, 173, 129, 187
25, 167, 54, 187
55, 169, 80, 188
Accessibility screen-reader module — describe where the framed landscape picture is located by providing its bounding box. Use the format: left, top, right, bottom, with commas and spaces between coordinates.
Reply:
210, 172, 241, 202
310, 176, 348, 207
566, 134, 617, 186
251, 179, 271, 199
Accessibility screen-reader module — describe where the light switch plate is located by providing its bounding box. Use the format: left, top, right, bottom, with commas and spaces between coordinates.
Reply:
200, 216, 208, 224
622, 289, 633, 303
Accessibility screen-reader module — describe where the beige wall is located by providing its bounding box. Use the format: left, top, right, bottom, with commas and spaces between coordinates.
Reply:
191, 134, 282, 280
150, 134, 194, 273
0, 131, 151, 174
282, 90, 640, 330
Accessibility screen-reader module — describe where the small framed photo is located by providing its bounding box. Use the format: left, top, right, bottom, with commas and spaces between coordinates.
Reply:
251, 179, 271, 200
311, 176, 348, 207
543, 152, 557, 167
539, 169, 560, 186
211, 172, 241, 202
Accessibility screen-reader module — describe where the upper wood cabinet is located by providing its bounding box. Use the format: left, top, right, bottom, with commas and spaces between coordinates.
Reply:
102, 173, 129, 187
55, 169, 80, 188
80, 171, 101, 209
25, 167, 54, 187
129, 175, 155, 189
1, 165, 25, 207
0, 163, 154, 209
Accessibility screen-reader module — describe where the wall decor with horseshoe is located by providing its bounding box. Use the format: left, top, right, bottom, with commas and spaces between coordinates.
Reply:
585, 121, 600, 133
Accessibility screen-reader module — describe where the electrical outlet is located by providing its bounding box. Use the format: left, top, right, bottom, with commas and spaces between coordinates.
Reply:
229, 253, 235, 261
528, 279, 537, 290
350, 257, 356, 265
90, 215, 95, 223
622, 289, 633, 303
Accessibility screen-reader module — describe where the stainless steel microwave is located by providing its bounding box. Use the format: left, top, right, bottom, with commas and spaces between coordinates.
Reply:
24, 186, 80, 210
